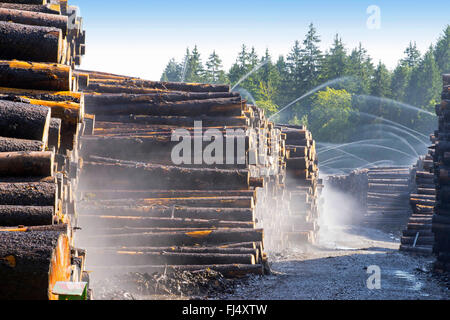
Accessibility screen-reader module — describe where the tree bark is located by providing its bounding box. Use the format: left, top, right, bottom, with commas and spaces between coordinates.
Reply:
0, 230, 71, 300
0, 137, 44, 152
0, 21, 61, 63
78, 205, 255, 222
84, 228, 263, 247
80, 160, 250, 190
0, 8, 68, 36
0, 3, 59, 15
95, 115, 249, 127
0, 151, 54, 177
48, 117, 61, 149
85, 97, 242, 117
0, 205, 54, 226
0, 181, 56, 207
0, 60, 71, 91
79, 215, 254, 229
0, 100, 50, 142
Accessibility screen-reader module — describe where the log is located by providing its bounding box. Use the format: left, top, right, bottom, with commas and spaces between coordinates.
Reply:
80, 160, 250, 190
79, 70, 230, 92
0, 181, 56, 206
0, 22, 61, 63
84, 91, 239, 106
0, 3, 59, 15
21, 98, 83, 125
0, 100, 50, 142
0, 205, 54, 226
0, 87, 82, 103
83, 228, 263, 247
0, 8, 68, 36
0, 1, 47, 4
81, 196, 254, 209
0, 230, 71, 300
79, 215, 254, 229
48, 118, 61, 149
78, 205, 255, 222
88, 251, 255, 266
95, 115, 249, 127
0, 60, 71, 91
0, 136, 44, 152
86, 97, 242, 117
0, 151, 53, 177
82, 189, 256, 200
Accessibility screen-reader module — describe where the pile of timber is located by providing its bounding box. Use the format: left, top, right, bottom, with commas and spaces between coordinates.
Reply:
0, 0, 89, 300
363, 166, 413, 229
432, 74, 450, 272
75, 69, 322, 277
0, 1, 85, 68
400, 154, 436, 255
327, 169, 368, 212
327, 166, 414, 230
269, 124, 322, 247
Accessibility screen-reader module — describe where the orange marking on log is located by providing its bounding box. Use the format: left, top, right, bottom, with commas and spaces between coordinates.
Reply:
0, 255, 16, 268
0, 227, 27, 232
185, 230, 213, 238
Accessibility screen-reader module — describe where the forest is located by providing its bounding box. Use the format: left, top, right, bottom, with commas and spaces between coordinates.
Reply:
161, 24, 449, 145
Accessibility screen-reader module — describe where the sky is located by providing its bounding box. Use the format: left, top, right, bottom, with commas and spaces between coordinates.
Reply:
73, 0, 449, 81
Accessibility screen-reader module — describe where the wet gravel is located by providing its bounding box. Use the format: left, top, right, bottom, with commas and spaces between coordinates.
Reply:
211, 226, 450, 300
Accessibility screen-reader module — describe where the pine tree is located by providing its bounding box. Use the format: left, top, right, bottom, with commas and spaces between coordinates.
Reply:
322, 34, 348, 82
228, 45, 250, 86
347, 43, 374, 94
160, 58, 182, 82
390, 63, 411, 102
300, 23, 323, 89
180, 47, 191, 82
204, 51, 226, 84
406, 46, 441, 111
184, 45, 204, 83
286, 40, 303, 93
434, 25, 450, 73
401, 41, 421, 68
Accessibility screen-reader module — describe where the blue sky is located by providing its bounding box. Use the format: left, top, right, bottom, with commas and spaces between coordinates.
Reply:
74, 0, 449, 81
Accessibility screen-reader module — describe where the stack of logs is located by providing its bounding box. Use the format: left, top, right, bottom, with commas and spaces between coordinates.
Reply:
327, 167, 413, 230
74, 69, 321, 277
433, 74, 450, 272
0, 0, 85, 68
400, 154, 436, 255
0, 0, 88, 300
326, 169, 368, 211
267, 125, 322, 247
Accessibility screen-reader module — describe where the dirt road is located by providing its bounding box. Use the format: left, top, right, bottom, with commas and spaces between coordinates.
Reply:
212, 225, 449, 300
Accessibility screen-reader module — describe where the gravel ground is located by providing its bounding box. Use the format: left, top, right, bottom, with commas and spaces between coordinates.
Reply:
211, 225, 450, 300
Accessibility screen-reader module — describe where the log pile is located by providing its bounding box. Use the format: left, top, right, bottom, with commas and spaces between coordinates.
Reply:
267, 125, 322, 247
74, 69, 322, 277
432, 74, 450, 272
0, 0, 89, 300
327, 166, 414, 230
364, 167, 413, 228
327, 169, 368, 211
400, 154, 436, 255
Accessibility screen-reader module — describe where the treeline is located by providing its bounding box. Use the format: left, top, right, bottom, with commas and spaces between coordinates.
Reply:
161, 24, 450, 143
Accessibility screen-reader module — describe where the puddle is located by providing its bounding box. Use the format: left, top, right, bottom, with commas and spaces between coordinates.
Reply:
394, 270, 423, 291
